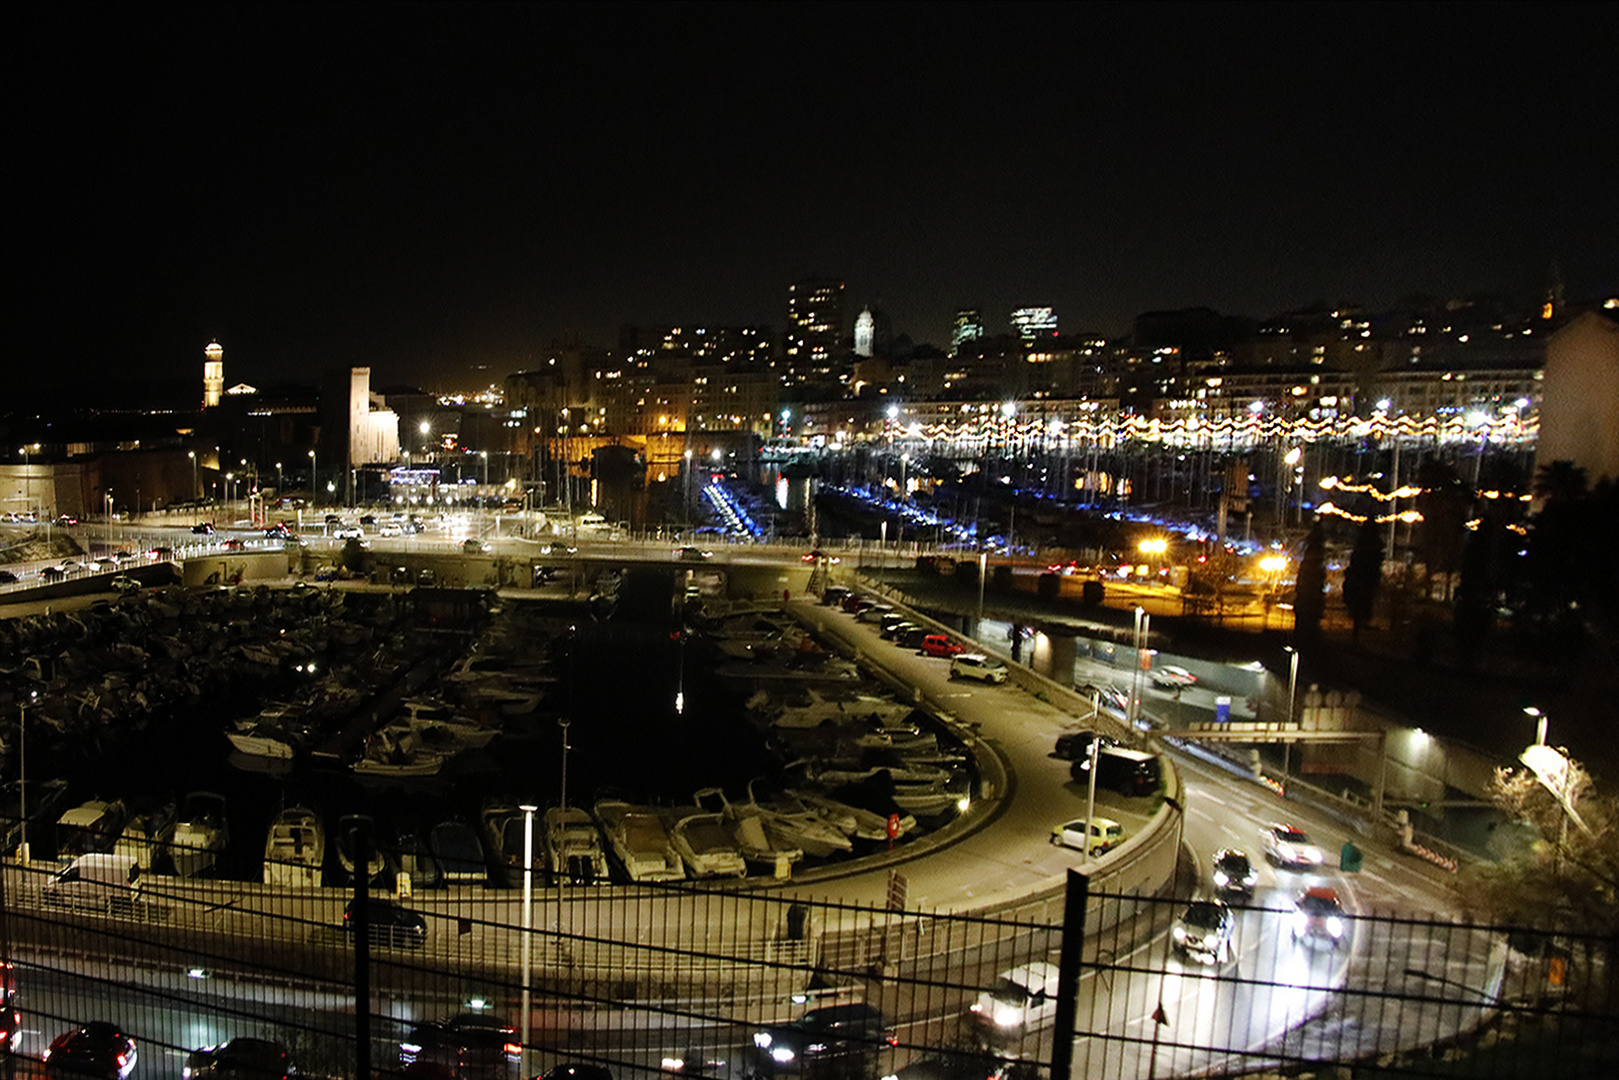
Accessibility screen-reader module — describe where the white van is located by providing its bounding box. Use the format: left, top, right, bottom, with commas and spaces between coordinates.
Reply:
42, 853, 141, 911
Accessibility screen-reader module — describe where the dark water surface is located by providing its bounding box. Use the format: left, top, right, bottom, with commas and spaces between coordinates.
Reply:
26, 571, 788, 884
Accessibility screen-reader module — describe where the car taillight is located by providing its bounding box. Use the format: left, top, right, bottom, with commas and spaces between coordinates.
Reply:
504, 1041, 522, 1057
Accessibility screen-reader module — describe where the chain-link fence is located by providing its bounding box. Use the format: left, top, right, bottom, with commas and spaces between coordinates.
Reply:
4, 853, 1613, 1080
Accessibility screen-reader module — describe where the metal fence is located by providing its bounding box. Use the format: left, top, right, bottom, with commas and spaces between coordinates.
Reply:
3, 854, 1613, 1080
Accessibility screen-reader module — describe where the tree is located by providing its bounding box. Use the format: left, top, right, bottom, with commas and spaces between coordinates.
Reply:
1292, 518, 1326, 641
341, 537, 368, 575
1463, 752, 1618, 945
1414, 459, 1469, 602
1341, 516, 1384, 644
1452, 522, 1497, 668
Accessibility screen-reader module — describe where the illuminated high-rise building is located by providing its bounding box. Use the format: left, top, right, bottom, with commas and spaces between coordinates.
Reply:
951, 308, 984, 355
1010, 306, 1058, 341
785, 277, 845, 381
202, 340, 224, 408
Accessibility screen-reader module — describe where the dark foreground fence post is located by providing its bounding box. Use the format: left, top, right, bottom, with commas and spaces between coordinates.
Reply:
1052, 869, 1089, 1080
345, 815, 373, 1080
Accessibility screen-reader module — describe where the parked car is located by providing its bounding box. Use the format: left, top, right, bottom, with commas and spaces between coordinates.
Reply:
1211, 848, 1258, 897
820, 585, 851, 606
191, 522, 215, 535
335, 525, 365, 540
1052, 730, 1116, 761
1050, 817, 1123, 855
1174, 900, 1235, 965
950, 653, 1009, 684
970, 961, 1062, 1031
1291, 886, 1348, 949
462, 538, 486, 553
0, 570, 17, 584
920, 634, 965, 658
40, 566, 67, 581
856, 604, 894, 624
1262, 823, 1324, 869
399, 1013, 519, 1079
673, 546, 712, 561
417, 568, 438, 586
1069, 747, 1162, 796
183, 1036, 293, 1079
840, 593, 875, 615
886, 1052, 1035, 1080
896, 625, 931, 649
1078, 683, 1131, 719
879, 617, 915, 640
343, 896, 427, 949
546, 541, 578, 556
44, 1022, 137, 1079
749, 1002, 895, 1073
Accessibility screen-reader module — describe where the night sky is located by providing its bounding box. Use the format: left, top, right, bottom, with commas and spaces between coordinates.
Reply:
13, 2, 1616, 403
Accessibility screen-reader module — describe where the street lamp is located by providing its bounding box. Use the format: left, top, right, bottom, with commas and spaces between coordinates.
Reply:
1138, 537, 1168, 581
1519, 707, 1592, 870
189, 450, 197, 501
276, 462, 283, 500
518, 802, 539, 1079
1281, 645, 1300, 775
307, 450, 317, 507
481, 450, 489, 489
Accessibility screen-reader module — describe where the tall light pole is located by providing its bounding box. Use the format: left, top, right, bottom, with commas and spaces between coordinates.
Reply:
518, 802, 538, 1079
189, 450, 198, 502
307, 449, 316, 508
1283, 645, 1300, 776
17, 695, 31, 864
558, 718, 571, 813
276, 462, 283, 501
1128, 607, 1150, 732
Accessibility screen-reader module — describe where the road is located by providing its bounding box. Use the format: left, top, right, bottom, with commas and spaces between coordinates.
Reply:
0, 528, 1483, 1078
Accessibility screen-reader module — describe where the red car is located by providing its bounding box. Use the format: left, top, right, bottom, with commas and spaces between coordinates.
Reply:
841, 594, 875, 615
920, 634, 965, 658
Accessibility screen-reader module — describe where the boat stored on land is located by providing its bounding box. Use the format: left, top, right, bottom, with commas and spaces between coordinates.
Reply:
594, 800, 685, 882
263, 806, 324, 888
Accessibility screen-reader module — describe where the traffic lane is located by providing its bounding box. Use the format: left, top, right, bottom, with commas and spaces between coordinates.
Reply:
786, 601, 1154, 913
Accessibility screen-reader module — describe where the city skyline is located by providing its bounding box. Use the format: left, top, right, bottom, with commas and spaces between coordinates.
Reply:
11, 3, 1615, 403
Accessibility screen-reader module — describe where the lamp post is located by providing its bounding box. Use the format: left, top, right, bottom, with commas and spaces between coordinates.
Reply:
558, 718, 571, 813
1519, 707, 1590, 872
189, 450, 198, 502
276, 462, 283, 501
518, 802, 538, 1079
17, 696, 30, 864
307, 449, 316, 507
1282, 645, 1300, 776
1129, 606, 1149, 731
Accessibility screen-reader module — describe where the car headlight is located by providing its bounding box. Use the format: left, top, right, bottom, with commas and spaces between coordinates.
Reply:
753, 1033, 772, 1050
1327, 916, 1344, 939
993, 1007, 1020, 1027
1243, 871, 1257, 886
1213, 871, 1229, 886
1172, 925, 1187, 942
771, 1047, 796, 1064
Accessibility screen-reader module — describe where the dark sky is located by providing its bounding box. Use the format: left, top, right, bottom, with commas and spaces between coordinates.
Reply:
13, 1, 1616, 402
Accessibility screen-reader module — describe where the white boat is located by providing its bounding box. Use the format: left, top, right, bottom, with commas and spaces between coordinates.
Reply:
56, 798, 129, 857
169, 792, 228, 877
384, 711, 498, 752
226, 723, 304, 759
593, 800, 685, 882
481, 802, 534, 884
428, 820, 487, 884
785, 789, 916, 842
663, 807, 748, 879
336, 824, 386, 884
752, 687, 915, 729
545, 807, 609, 885
263, 806, 324, 888
352, 728, 445, 777
693, 788, 803, 869
113, 801, 177, 872
743, 781, 853, 858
